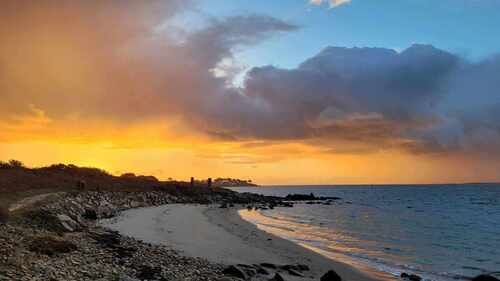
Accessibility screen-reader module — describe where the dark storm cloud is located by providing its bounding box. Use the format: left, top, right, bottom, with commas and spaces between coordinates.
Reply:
200, 44, 500, 155
205, 45, 459, 149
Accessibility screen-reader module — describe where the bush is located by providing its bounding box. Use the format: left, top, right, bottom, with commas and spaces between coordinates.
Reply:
0, 159, 25, 169
0, 207, 9, 224
8, 159, 24, 168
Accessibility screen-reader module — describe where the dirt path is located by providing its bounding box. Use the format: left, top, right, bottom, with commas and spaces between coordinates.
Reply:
8, 192, 65, 212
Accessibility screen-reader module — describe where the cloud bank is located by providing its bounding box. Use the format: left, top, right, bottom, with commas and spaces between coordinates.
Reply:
1, 0, 500, 160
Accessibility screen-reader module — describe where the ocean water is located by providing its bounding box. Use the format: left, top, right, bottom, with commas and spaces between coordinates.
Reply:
229, 185, 500, 281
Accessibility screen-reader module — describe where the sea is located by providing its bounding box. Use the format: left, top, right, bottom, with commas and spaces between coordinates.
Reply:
229, 184, 500, 281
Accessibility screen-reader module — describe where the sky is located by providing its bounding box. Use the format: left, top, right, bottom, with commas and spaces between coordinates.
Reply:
1, 0, 500, 185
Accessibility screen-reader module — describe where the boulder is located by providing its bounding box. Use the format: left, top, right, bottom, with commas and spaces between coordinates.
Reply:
255, 266, 269, 275
236, 264, 257, 277
56, 214, 80, 232
260, 263, 278, 269
401, 273, 422, 281
223, 265, 247, 280
472, 275, 500, 281
270, 273, 285, 281
286, 269, 302, 277
83, 209, 98, 220
321, 270, 342, 281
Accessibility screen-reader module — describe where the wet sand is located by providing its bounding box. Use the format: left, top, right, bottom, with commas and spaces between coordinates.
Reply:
102, 204, 387, 281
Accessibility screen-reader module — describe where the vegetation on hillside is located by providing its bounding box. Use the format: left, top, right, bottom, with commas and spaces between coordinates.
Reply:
0, 160, 232, 208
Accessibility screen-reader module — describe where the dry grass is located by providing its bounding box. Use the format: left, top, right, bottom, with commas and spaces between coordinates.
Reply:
0, 161, 230, 210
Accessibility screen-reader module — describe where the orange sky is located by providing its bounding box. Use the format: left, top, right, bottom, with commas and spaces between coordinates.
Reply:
1, 1, 500, 185
1, 119, 498, 185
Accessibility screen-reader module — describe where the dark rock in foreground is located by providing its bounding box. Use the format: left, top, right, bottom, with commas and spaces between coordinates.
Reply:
222, 265, 248, 280
401, 273, 422, 281
260, 263, 278, 269
321, 270, 342, 281
472, 275, 500, 281
270, 273, 285, 281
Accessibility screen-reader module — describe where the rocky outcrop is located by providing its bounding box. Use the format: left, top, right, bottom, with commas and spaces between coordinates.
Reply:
18, 191, 182, 233
0, 188, 292, 280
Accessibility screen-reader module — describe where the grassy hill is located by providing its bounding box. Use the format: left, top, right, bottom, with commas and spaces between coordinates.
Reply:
0, 160, 218, 208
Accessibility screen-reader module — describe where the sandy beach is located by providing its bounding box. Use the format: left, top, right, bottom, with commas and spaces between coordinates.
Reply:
102, 204, 388, 281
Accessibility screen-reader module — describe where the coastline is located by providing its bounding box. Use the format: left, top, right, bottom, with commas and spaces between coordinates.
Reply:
102, 204, 389, 281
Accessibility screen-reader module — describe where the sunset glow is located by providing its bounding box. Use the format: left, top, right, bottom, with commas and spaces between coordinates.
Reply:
2, 0, 500, 184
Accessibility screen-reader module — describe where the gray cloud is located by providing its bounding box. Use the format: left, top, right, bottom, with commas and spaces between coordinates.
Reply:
193, 43, 500, 156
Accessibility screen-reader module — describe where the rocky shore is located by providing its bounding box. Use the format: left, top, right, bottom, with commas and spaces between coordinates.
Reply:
3, 189, 495, 281
0, 188, 308, 281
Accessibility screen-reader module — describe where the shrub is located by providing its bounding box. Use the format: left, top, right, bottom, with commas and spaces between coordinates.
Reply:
8, 159, 24, 168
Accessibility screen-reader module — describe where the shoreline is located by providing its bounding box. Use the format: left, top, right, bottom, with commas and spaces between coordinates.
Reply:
102, 204, 389, 281
236, 208, 397, 281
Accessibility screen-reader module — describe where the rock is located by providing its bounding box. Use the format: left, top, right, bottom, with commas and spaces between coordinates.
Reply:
82, 209, 98, 220
321, 270, 342, 281
56, 214, 80, 232
286, 269, 302, 277
223, 265, 247, 280
236, 264, 257, 278
92, 231, 121, 247
295, 264, 310, 271
256, 266, 269, 275
472, 275, 500, 281
260, 263, 278, 269
401, 273, 422, 281
281, 264, 309, 272
270, 273, 285, 281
